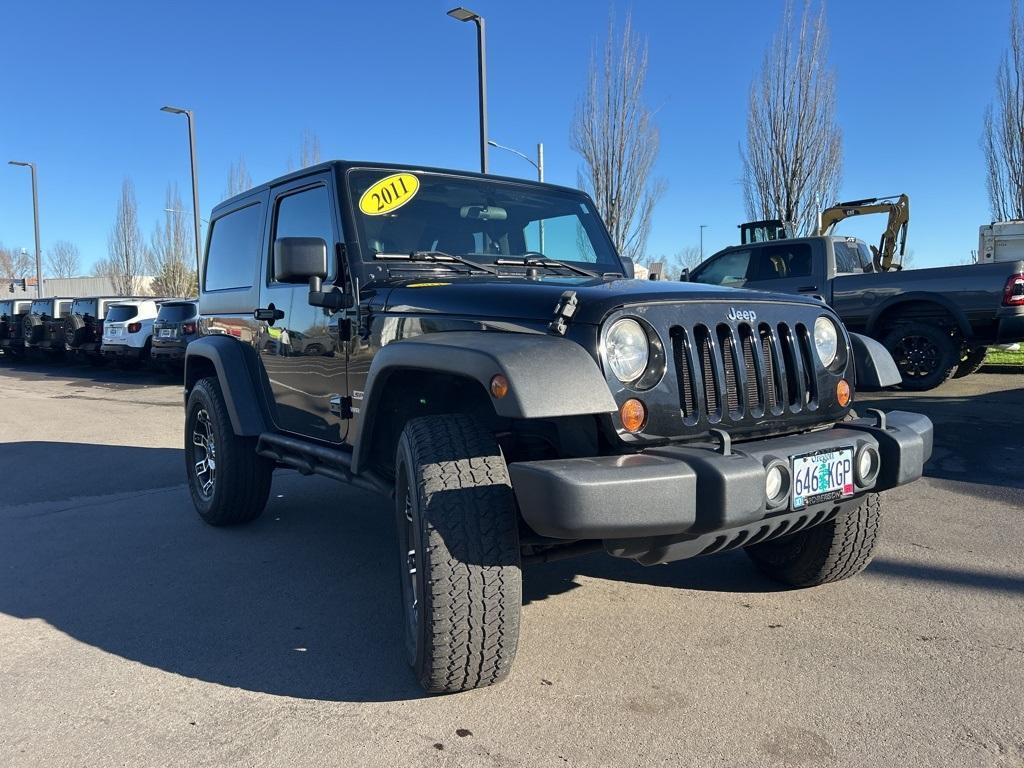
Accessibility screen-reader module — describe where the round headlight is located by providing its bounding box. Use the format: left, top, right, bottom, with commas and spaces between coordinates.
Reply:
605, 318, 649, 383
813, 316, 839, 367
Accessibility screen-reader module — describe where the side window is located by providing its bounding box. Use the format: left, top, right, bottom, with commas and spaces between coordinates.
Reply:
204, 203, 263, 292
57, 301, 72, 318
272, 185, 335, 281
750, 243, 813, 281
692, 250, 752, 286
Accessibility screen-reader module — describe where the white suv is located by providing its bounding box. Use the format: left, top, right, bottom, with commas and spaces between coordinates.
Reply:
101, 300, 162, 365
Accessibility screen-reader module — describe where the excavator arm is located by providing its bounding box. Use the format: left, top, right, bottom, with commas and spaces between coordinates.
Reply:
817, 194, 910, 271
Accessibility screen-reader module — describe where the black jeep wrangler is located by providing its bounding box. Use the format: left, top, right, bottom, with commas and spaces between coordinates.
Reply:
184, 161, 933, 693
0, 299, 32, 358
23, 297, 74, 356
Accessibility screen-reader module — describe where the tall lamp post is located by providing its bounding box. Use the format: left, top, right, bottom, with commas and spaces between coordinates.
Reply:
447, 7, 488, 174
160, 105, 202, 274
8, 161, 43, 298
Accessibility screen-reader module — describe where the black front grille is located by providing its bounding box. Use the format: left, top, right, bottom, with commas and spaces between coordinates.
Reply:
672, 321, 817, 425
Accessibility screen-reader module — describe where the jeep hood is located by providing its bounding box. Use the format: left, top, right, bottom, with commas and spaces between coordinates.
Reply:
382, 276, 824, 325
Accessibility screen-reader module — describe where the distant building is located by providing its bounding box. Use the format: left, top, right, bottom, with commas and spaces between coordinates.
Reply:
4, 275, 156, 299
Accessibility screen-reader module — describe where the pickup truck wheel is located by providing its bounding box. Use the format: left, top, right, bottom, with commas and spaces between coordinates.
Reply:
185, 377, 272, 526
745, 493, 882, 587
881, 322, 959, 391
394, 414, 521, 693
953, 346, 988, 378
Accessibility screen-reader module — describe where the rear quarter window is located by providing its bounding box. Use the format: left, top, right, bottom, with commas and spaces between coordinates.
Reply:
204, 203, 263, 292
72, 299, 99, 317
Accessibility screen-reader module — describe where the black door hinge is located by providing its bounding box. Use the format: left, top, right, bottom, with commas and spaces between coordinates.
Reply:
548, 290, 579, 336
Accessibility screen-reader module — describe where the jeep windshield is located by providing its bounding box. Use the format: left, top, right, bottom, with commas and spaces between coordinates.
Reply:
346, 169, 622, 274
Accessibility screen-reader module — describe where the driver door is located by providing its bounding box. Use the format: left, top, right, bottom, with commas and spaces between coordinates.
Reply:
258, 175, 348, 444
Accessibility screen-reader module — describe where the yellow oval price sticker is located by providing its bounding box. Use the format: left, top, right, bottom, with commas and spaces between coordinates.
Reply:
358, 172, 420, 216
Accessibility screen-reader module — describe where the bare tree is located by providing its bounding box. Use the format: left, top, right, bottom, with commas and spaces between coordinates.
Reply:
104, 178, 148, 296
571, 12, 665, 262
983, 0, 1024, 220
150, 184, 198, 297
45, 240, 81, 278
0, 245, 33, 279
741, 0, 842, 236
300, 129, 321, 168
641, 245, 703, 280
224, 156, 253, 200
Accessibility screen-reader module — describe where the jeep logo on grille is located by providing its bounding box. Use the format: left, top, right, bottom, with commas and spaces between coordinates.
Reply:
727, 307, 757, 323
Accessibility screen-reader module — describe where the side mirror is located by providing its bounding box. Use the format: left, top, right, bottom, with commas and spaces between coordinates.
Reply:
620, 256, 635, 279
274, 237, 328, 285
679, 268, 691, 282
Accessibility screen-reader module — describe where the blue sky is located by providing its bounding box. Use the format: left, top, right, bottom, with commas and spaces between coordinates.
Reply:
0, 0, 1010, 272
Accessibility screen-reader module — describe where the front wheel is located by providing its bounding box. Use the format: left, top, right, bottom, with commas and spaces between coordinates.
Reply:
185, 377, 273, 526
394, 414, 522, 693
881, 322, 959, 391
745, 493, 882, 587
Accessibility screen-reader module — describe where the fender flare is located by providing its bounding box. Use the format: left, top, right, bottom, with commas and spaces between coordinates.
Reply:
849, 332, 901, 390
184, 335, 268, 436
866, 292, 971, 338
351, 331, 617, 474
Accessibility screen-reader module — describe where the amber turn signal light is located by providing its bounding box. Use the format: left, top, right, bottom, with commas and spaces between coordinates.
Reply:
620, 398, 647, 432
836, 379, 851, 407
490, 374, 509, 399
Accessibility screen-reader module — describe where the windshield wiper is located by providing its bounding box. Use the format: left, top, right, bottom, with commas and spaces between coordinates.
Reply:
496, 253, 600, 278
375, 250, 500, 275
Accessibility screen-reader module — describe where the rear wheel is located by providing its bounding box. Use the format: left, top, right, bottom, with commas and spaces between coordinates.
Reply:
953, 346, 987, 378
185, 377, 273, 526
881, 322, 959, 391
394, 414, 522, 693
745, 493, 882, 587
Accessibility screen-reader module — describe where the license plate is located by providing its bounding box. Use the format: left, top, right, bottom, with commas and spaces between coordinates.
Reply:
791, 448, 855, 509
160, 328, 173, 337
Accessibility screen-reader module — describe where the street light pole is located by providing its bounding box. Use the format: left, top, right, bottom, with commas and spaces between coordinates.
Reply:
699, 224, 708, 261
8, 161, 43, 298
447, 7, 488, 173
160, 105, 202, 275
487, 139, 546, 251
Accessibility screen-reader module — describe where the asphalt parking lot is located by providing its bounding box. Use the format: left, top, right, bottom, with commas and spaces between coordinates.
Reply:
0, 361, 1022, 768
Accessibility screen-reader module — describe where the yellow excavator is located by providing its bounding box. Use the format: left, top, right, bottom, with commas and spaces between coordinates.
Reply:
816, 193, 910, 271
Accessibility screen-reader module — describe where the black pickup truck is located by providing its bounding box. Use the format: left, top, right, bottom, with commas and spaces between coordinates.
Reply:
690, 236, 1024, 389
182, 160, 933, 693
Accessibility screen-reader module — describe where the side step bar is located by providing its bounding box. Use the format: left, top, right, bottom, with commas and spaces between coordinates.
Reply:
256, 432, 392, 497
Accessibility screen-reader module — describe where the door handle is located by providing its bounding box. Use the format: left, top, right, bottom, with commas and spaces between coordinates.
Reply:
254, 307, 285, 322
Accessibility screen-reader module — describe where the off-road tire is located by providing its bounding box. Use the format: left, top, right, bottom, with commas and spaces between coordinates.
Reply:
394, 414, 521, 693
185, 377, 273, 526
881, 321, 959, 391
953, 346, 988, 379
745, 493, 882, 587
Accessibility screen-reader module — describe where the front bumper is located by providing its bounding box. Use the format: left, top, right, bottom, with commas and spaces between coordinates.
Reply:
996, 306, 1024, 344
509, 410, 932, 564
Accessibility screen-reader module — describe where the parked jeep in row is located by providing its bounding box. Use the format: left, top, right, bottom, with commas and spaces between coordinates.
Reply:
183, 160, 934, 694
100, 299, 164, 366
151, 300, 200, 369
23, 297, 74, 356
0, 299, 32, 357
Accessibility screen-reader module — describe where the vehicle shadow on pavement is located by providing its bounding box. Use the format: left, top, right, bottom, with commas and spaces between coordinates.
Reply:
0, 358, 180, 387
0, 447, 424, 703
857, 384, 1024, 492
522, 550, 783, 604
